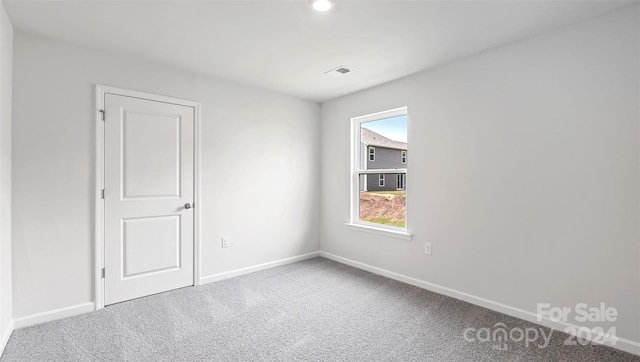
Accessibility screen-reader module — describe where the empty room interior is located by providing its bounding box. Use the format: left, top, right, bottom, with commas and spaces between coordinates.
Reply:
1, 0, 640, 360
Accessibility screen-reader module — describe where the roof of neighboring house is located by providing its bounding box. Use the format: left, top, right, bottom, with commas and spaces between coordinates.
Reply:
361, 127, 407, 150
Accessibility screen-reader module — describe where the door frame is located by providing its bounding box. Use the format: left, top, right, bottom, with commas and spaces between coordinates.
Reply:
94, 85, 202, 310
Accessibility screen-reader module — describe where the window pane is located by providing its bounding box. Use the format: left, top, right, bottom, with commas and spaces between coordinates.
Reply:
359, 173, 406, 228
359, 114, 407, 227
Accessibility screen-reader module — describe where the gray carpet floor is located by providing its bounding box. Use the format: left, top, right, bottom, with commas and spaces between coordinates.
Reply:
1, 257, 638, 361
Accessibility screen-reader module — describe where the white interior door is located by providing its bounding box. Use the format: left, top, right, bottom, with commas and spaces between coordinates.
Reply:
104, 93, 194, 306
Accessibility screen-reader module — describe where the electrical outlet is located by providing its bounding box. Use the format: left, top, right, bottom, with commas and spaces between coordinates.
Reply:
424, 242, 432, 255
222, 236, 230, 248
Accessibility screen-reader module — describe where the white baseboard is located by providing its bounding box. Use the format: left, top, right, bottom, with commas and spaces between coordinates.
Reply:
12, 252, 321, 330
319, 251, 640, 357
0, 319, 13, 357
200, 251, 321, 285
13, 302, 95, 329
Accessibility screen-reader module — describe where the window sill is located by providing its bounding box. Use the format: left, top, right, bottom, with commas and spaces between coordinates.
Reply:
344, 223, 412, 240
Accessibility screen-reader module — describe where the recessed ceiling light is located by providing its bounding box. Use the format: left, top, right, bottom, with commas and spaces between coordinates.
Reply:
312, 0, 334, 12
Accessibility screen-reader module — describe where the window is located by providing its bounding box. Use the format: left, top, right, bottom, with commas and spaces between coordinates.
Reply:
350, 107, 408, 235
397, 174, 405, 190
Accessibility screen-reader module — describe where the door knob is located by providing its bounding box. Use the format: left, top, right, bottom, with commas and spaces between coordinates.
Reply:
184, 203, 192, 209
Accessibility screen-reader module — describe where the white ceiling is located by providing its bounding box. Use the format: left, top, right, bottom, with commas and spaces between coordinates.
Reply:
4, 0, 637, 102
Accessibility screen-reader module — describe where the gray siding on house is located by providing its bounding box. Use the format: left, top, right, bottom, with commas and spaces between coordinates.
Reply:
359, 143, 407, 191
366, 173, 406, 191
366, 146, 407, 170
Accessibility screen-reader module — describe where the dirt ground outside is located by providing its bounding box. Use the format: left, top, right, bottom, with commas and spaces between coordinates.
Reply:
359, 191, 406, 227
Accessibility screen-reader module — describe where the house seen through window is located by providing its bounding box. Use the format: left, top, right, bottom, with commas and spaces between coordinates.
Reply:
352, 107, 407, 230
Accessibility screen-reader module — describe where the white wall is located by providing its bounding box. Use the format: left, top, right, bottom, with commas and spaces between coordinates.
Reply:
0, 0, 12, 354
321, 6, 640, 344
12, 32, 320, 319
0, 0, 12, 353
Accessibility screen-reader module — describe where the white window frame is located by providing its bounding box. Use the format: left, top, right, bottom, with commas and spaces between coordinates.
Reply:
368, 146, 375, 162
378, 174, 385, 187
401, 150, 407, 164
347, 106, 411, 240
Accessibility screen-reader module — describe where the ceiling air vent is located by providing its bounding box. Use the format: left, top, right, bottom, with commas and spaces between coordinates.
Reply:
325, 66, 354, 77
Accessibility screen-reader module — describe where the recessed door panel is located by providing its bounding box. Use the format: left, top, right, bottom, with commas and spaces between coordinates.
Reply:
122, 215, 181, 278
123, 111, 181, 199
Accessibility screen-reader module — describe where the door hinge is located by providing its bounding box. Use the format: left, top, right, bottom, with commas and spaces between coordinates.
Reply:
99, 109, 105, 121
101, 268, 105, 279
101, 189, 105, 199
